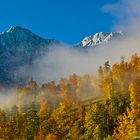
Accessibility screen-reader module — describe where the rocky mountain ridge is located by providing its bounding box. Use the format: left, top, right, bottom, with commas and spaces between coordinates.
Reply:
0, 26, 124, 87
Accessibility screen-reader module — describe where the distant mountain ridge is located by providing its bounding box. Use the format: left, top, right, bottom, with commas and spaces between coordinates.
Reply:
0, 26, 125, 87
77, 31, 124, 48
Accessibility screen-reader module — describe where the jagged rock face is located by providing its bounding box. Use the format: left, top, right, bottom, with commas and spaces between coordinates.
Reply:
77, 31, 124, 48
0, 26, 60, 87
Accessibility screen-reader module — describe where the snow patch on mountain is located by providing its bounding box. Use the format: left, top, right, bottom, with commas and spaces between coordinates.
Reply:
80, 31, 124, 47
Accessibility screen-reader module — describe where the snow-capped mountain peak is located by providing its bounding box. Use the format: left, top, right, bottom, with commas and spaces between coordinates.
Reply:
80, 31, 124, 47
0, 26, 51, 45
6, 26, 26, 33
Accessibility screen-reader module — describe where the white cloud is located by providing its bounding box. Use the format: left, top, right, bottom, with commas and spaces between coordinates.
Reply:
102, 0, 140, 31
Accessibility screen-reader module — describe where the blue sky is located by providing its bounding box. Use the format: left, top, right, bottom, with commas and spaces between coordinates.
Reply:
0, 0, 118, 44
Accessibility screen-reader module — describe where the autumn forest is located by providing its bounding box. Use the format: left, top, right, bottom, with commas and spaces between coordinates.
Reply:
0, 54, 140, 140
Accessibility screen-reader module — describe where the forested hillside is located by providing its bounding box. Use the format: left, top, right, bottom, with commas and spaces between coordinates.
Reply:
0, 54, 140, 139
